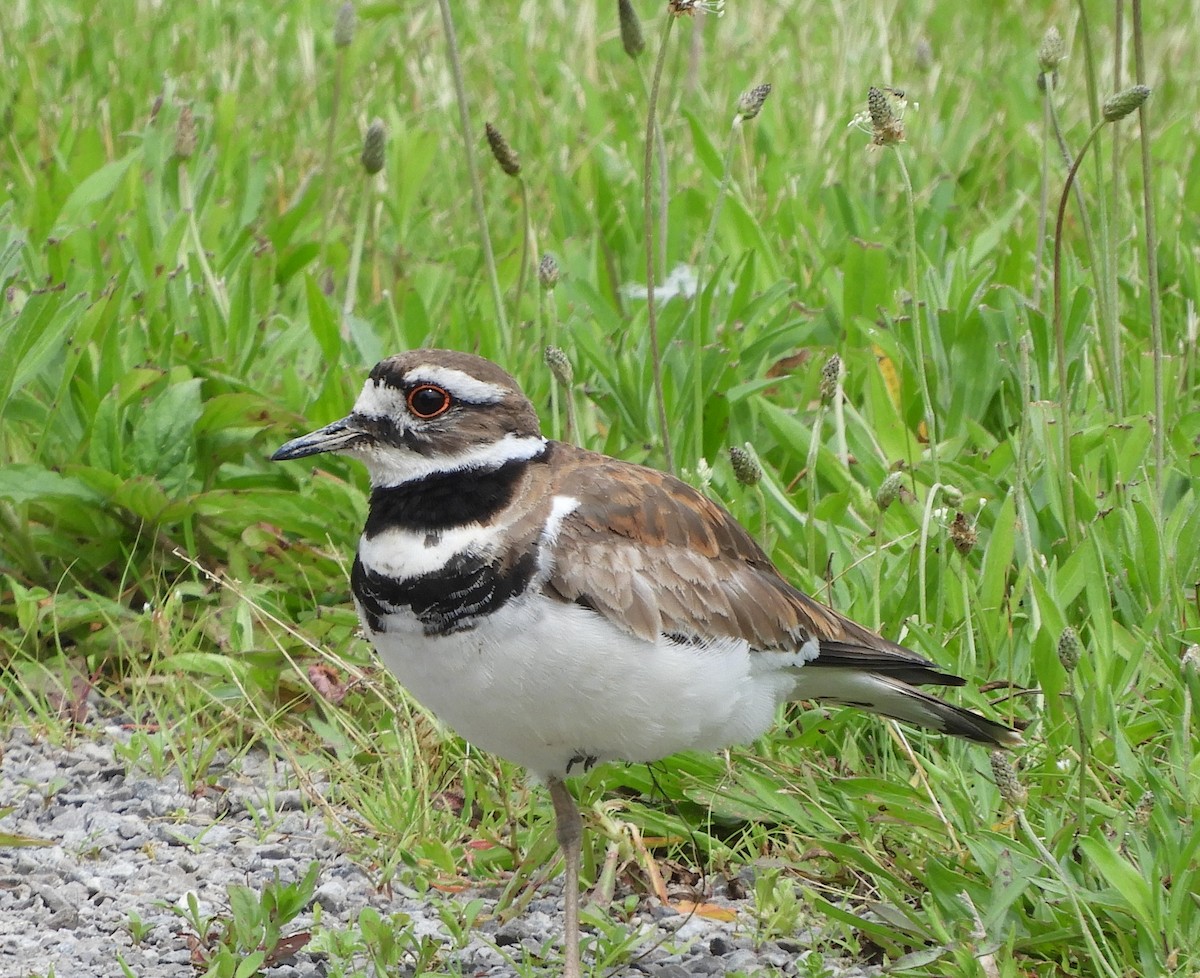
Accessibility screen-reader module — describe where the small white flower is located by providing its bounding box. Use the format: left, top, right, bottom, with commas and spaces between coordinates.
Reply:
669, 0, 725, 17
685, 458, 715, 493
622, 263, 700, 301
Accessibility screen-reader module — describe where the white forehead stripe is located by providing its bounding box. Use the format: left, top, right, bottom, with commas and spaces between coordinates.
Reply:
354, 380, 405, 419
407, 365, 509, 404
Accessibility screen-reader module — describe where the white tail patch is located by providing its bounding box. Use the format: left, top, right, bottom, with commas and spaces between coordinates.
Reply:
789, 666, 1019, 746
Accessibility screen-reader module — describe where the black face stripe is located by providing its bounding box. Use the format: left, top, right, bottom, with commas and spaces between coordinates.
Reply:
363, 457, 537, 535
350, 412, 440, 456
352, 548, 539, 637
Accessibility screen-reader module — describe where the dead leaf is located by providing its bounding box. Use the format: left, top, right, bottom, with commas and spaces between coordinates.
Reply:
308, 663, 348, 704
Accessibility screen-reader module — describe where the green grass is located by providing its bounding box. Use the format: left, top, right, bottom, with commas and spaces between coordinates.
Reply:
2, 1, 1199, 976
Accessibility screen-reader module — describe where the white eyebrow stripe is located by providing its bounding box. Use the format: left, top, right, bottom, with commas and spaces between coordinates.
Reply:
407, 365, 509, 403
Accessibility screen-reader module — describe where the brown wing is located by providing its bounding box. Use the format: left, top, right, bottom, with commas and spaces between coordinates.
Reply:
541, 443, 955, 684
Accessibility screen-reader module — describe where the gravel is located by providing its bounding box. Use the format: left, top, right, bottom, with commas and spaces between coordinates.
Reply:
0, 714, 881, 978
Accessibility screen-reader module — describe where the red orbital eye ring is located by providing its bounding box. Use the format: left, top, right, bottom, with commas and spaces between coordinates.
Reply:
407, 384, 452, 419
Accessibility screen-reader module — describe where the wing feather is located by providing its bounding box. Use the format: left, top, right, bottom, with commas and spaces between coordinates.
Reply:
526, 442, 1018, 747
542, 444, 943, 678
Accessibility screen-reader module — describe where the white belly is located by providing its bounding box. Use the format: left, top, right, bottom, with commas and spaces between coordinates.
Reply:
361, 592, 798, 780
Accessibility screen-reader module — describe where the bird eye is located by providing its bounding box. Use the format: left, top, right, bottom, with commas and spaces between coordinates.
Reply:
407, 384, 452, 419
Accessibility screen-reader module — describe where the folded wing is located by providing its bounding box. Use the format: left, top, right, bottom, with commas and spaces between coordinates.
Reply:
542, 445, 1020, 748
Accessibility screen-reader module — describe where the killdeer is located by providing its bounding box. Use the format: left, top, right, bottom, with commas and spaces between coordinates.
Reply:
272, 349, 1020, 978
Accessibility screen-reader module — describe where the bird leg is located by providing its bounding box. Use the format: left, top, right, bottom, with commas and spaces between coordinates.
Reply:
548, 778, 583, 978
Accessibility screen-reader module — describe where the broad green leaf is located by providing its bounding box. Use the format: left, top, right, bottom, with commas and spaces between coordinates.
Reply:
979, 492, 1016, 613
304, 273, 341, 363
0, 289, 87, 408
129, 377, 204, 493
1078, 836, 1157, 933
682, 108, 723, 179
842, 240, 892, 322
57, 151, 140, 220
234, 950, 266, 978
0, 465, 102, 504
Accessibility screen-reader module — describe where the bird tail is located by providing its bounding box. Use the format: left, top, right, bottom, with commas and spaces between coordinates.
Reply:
791, 665, 1022, 748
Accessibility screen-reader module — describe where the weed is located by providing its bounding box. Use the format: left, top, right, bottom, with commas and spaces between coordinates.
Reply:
309, 905, 442, 977
125, 909, 154, 945
169, 863, 319, 977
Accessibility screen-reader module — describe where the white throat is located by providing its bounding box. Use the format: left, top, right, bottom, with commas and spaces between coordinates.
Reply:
353, 433, 547, 488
